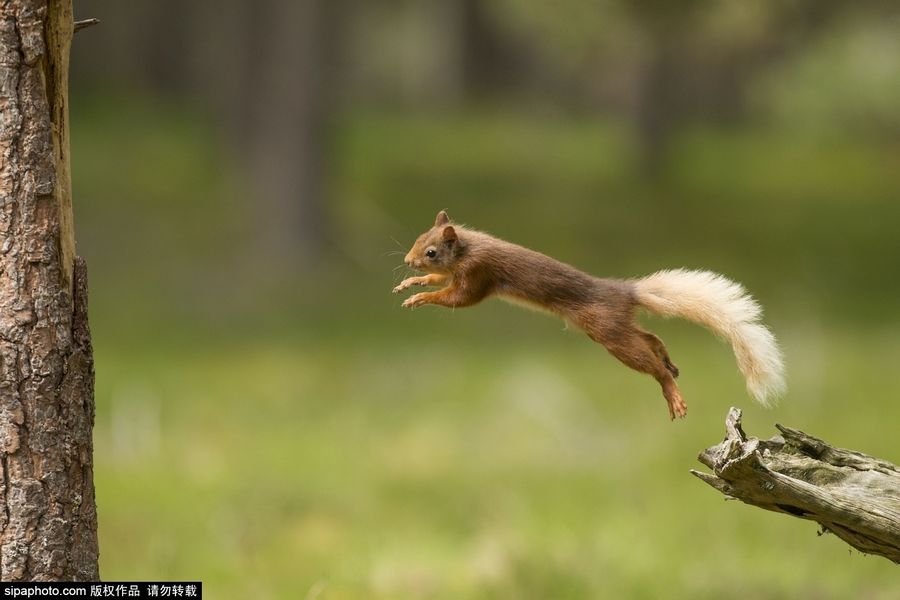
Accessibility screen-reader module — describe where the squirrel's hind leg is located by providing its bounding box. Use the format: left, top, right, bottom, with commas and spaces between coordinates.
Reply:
583, 320, 687, 420
640, 331, 679, 378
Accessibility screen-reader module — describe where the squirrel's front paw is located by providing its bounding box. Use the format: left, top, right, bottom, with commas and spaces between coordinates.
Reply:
392, 277, 418, 294
402, 293, 428, 308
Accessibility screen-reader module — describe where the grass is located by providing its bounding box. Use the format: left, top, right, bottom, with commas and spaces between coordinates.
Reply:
69, 95, 900, 597
92, 330, 900, 599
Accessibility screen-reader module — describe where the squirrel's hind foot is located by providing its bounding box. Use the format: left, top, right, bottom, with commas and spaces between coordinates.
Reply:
663, 380, 687, 420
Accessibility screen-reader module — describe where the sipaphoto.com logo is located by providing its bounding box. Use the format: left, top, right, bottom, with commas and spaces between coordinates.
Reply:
3, 584, 75, 597
0, 582, 201, 599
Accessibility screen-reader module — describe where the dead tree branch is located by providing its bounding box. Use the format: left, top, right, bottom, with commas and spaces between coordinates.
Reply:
692, 407, 900, 564
74, 18, 100, 33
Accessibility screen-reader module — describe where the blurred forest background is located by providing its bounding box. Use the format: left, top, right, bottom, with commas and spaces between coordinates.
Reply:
70, 1, 899, 598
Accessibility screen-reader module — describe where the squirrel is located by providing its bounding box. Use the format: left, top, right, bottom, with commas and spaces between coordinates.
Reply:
393, 210, 786, 420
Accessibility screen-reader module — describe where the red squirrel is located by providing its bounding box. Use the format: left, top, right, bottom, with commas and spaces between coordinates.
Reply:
393, 211, 786, 420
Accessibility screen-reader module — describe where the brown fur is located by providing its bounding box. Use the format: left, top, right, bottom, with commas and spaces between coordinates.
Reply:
394, 211, 687, 419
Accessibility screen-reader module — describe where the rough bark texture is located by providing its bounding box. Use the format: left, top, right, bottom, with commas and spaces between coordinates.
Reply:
0, 0, 99, 580
693, 408, 900, 564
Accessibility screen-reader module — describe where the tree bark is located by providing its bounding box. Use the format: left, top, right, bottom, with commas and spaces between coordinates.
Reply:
693, 408, 900, 564
0, 0, 99, 580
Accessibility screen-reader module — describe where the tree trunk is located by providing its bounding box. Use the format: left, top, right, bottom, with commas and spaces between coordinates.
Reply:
633, 38, 680, 178
458, 0, 526, 99
236, 0, 340, 266
693, 408, 900, 564
0, 0, 99, 580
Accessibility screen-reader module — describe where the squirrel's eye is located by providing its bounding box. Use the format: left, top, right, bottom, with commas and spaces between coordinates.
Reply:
425, 249, 437, 258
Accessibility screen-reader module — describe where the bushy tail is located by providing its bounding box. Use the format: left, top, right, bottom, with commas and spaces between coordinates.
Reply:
633, 269, 786, 406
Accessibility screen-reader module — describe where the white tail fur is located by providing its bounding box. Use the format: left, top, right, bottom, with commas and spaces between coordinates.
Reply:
633, 269, 786, 406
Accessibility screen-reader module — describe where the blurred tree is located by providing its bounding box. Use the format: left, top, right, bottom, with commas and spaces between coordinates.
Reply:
760, 15, 900, 136
626, 0, 705, 176
67, 0, 900, 224
492, 0, 891, 176
226, 0, 342, 265
459, 0, 533, 99
0, 0, 99, 579
72, 0, 344, 266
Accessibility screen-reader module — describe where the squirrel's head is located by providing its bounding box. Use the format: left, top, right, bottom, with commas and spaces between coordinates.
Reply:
404, 210, 462, 274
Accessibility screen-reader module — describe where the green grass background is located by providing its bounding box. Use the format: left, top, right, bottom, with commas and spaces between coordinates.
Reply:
73, 96, 900, 598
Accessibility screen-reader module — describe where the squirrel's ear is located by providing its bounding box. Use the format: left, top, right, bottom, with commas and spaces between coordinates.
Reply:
434, 210, 450, 227
441, 225, 457, 243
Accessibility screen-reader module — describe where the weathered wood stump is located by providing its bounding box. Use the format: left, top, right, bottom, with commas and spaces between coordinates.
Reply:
693, 407, 900, 564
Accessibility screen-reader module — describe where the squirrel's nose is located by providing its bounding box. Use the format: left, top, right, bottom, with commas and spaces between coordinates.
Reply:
404, 253, 413, 266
